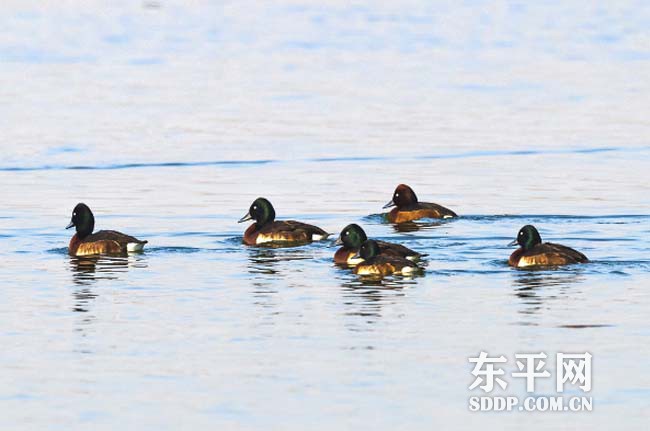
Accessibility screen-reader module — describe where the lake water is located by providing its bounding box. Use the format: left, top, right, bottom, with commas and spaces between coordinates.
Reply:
1, 1, 649, 429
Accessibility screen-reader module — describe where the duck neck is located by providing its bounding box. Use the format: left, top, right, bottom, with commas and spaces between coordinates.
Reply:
76, 219, 94, 240
257, 205, 275, 227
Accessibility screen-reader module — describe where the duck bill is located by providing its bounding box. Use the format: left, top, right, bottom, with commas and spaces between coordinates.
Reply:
333, 236, 343, 246
238, 212, 253, 223
351, 252, 361, 260
507, 239, 518, 247
382, 200, 396, 209
65, 221, 75, 229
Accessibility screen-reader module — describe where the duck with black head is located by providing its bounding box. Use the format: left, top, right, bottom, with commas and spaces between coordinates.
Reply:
238, 197, 330, 246
508, 225, 588, 268
383, 184, 457, 223
66, 203, 147, 257
333, 223, 424, 265
352, 239, 422, 276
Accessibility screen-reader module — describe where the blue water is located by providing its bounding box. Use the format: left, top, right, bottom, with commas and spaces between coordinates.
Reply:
1, 1, 649, 430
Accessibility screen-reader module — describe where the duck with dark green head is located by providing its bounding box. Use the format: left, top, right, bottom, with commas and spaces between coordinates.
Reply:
66, 203, 147, 257
238, 197, 329, 246
383, 184, 457, 223
334, 223, 424, 265
352, 239, 421, 276
508, 225, 588, 267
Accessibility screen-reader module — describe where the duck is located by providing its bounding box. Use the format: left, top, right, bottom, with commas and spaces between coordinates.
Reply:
238, 197, 330, 246
508, 225, 588, 267
383, 184, 457, 223
352, 239, 421, 276
334, 223, 424, 265
66, 203, 147, 257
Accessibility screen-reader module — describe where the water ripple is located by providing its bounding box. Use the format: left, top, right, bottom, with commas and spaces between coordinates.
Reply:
2, 145, 648, 172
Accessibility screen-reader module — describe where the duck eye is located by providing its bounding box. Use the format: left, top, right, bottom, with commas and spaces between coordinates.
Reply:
395, 193, 399, 197
253, 206, 257, 210
73, 212, 76, 216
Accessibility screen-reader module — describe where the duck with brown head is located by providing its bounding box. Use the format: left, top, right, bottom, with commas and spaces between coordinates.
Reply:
333, 223, 424, 265
508, 225, 588, 268
238, 197, 330, 246
66, 203, 147, 257
382, 184, 457, 223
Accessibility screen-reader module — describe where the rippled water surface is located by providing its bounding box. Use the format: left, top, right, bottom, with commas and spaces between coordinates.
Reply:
1, 1, 649, 430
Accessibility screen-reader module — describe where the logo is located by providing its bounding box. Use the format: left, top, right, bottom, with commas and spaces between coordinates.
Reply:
468, 351, 593, 412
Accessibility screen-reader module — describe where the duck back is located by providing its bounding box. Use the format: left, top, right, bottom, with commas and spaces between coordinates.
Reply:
70, 230, 147, 256
510, 242, 588, 267
389, 202, 456, 223
354, 255, 419, 276
245, 221, 329, 245
376, 240, 422, 261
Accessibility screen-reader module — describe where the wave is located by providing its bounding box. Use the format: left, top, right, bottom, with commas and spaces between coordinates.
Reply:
0, 159, 274, 172
2, 145, 648, 172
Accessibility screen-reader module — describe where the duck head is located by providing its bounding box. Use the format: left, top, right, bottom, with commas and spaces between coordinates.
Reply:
383, 184, 418, 209
334, 223, 368, 248
66, 203, 95, 239
238, 197, 276, 226
352, 239, 381, 261
508, 225, 542, 251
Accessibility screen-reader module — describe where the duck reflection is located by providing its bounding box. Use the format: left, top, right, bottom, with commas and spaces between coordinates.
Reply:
511, 268, 585, 325
68, 255, 148, 312
246, 248, 280, 276
391, 220, 443, 233
69, 255, 146, 284
245, 247, 313, 311
338, 274, 414, 329
66, 255, 148, 354
246, 247, 312, 276
72, 287, 98, 314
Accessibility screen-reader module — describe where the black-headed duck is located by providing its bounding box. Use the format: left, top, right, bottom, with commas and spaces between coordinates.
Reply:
352, 239, 421, 276
66, 203, 147, 257
239, 197, 329, 246
383, 184, 457, 223
508, 225, 588, 268
334, 223, 423, 265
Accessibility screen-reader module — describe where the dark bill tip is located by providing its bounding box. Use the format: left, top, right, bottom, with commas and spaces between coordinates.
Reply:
382, 200, 396, 209
65, 221, 74, 229
507, 239, 518, 247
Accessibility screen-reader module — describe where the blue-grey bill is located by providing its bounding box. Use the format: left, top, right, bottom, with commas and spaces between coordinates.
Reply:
238, 213, 252, 223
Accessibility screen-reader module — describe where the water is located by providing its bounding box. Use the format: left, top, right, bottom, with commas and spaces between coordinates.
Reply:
1, 1, 649, 429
